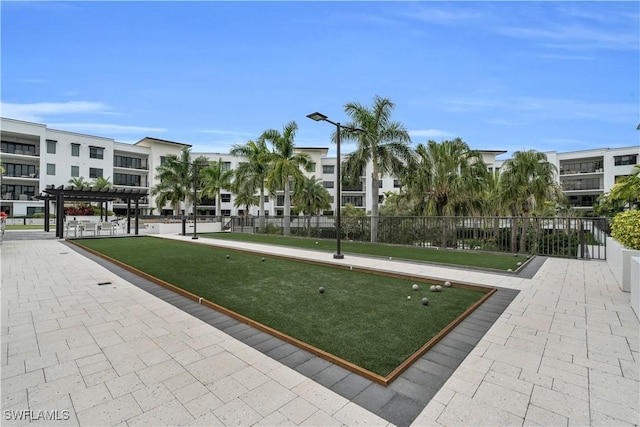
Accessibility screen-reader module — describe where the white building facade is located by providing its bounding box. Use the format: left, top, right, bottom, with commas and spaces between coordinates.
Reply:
2, 117, 638, 217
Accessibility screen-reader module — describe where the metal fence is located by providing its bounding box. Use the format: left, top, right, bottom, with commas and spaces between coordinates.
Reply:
225, 215, 609, 260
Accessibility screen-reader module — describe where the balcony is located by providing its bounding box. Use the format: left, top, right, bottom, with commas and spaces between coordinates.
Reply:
2, 193, 37, 201
113, 155, 149, 170
559, 160, 603, 176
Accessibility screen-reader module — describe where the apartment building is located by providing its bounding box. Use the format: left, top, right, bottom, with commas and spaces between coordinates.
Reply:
544, 148, 639, 211
0, 118, 187, 217
1, 117, 638, 217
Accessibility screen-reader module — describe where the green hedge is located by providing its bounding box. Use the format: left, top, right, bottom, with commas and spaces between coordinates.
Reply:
611, 210, 640, 250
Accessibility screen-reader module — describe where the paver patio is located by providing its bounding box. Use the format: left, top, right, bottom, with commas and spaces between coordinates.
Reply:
1, 231, 638, 426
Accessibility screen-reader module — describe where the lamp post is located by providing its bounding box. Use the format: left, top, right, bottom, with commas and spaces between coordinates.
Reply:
307, 112, 362, 259
191, 161, 203, 240
176, 160, 202, 239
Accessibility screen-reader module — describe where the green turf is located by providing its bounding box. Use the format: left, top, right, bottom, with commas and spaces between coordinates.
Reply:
76, 236, 487, 377
5, 224, 56, 230
202, 232, 527, 271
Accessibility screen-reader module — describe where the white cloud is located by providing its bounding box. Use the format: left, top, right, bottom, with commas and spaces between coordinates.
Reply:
399, 5, 484, 25
409, 129, 455, 139
199, 129, 254, 137
444, 97, 636, 123
497, 24, 639, 51
48, 123, 166, 134
1, 101, 110, 122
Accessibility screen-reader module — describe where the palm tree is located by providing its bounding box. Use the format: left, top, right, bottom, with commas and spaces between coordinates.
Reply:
607, 164, 640, 209
92, 176, 112, 189
200, 158, 234, 217
500, 149, 557, 253
292, 175, 331, 237
403, 138, 488, 216
151, 147, 193, 215
230, 139, 272, 229
232, 177, 260, 232
68, 176, 88, 188
262, 121, 312, 236
401, 138, 488, 247
339, 95, 412, 242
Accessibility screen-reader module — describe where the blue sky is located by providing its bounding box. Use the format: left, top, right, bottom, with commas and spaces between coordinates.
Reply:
2, 1, 638, 158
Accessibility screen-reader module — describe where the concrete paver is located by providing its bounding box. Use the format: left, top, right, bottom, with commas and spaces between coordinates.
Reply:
1, 232, 639, 426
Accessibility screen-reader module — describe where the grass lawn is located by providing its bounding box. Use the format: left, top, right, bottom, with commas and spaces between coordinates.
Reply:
5, 224, 56, 230
202, 232, 527, 271
75, 236, 488, 378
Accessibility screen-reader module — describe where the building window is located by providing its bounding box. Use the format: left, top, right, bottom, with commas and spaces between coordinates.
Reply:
614, 155, 638, 166
393, 179, 402, 188
323, 165, 334, 174
71, 166, 79, 177
46, 140, 57, 154
275, 195, 292, 206
221, 209, 231, 216
342, 195, 363, 207
323, 181, 334, 189
71, 143, 80, 157
4, 163, 36, 177
89, 168, 103, 178
27, 207, 45, 216
222, 162, 232, 172
1, 141, 37, 155
160, 156, 167, 165
263, 195, 269, 203
323, 210, 334, 216
221, 193, 231, 203
1, 184, 36, 200
89, 146, 104, 159
379, 180, 383, 188
114, 155, 146, 169
378, 195, 384, 203
46, 163, 56, 175
114, 173, 141, 186
308, 162, 316, 172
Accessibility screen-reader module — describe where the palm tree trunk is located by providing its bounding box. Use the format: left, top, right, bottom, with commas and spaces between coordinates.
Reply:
493, 216, 500, 247
370, 172, 379, 243
510, 216, 518, 253
259, 187, 266, 231
284, 178, 291, 236
519, 213, 530, 254
306, 215, 311, 237
216, 192, 221, 217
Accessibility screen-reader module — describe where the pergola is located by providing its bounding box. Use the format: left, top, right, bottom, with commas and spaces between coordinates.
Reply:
39, 185, 148, 238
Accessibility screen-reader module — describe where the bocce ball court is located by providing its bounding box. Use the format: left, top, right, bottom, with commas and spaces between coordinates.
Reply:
71, 236, 498, 385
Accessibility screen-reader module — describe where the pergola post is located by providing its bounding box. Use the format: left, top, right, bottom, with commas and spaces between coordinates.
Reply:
57, 192, 65, 238
44, 195, 50, 232
135, 198, 139, 235
127, 199, 131, 234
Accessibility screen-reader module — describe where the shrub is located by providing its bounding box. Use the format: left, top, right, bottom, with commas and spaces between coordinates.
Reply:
611, 210, 640, 250
257, 222, 281, 235
32, 213, 56, 218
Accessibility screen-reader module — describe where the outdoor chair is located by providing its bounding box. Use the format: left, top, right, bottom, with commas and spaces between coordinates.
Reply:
65, 220, 79, 238
80, 222, 97, 237
99, 221, 115, 236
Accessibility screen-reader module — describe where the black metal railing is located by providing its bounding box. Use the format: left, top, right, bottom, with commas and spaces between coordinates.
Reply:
214, 215, 609, 260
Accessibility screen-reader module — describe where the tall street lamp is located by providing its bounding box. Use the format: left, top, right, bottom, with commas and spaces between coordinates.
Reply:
177, 160, 203, 240
191, 161, 208, 240
307, 112, 362, 259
